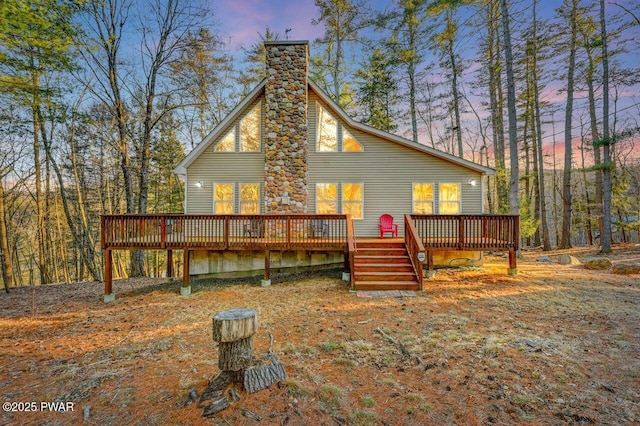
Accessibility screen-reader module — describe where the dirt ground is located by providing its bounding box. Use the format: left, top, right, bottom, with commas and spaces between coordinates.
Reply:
1, 245, 639, 426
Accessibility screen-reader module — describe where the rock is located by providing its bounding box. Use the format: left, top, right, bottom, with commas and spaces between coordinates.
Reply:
584, 257, 612, 270
612, 262, 640, 275
536, 255, 552, 262
557, 254, 581, 265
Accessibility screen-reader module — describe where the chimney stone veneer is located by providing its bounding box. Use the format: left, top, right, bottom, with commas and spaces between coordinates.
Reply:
264, 41, 309, 214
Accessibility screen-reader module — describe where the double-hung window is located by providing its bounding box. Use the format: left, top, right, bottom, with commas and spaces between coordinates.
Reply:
316, 183, 363, 219
412, 183, 434, 214
439, 183, 461, 214
342, 183, 363, 219
213, 183, 261, 214
213, 184, 234, 214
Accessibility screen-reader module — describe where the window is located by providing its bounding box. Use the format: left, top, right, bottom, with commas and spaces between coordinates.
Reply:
214, 129, 235, 152
213, 103, 261, 152
343, 128, 363, 152
240, 184, 260, 214
439, 183, 461, 214
214, 184, 234, 214
240, 104, 260, 152
342, 183, 363, 219
317, 103, 363, 152
413, 183, 434, 214
316, 183, 337, 214
317, 104, 338, 152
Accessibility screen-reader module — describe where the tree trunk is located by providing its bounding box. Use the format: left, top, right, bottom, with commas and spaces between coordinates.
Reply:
532, 0, 551, 250
32, 92, 50, 285
487, 0, 508, 213
0, 179, 13, 291
600, 0, 613, 253
201, 308, 286, 417
500, 0, 520, 217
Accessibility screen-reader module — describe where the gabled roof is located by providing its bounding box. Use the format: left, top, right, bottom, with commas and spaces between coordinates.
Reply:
173, 80, 266, 175
174, 78, 495, 175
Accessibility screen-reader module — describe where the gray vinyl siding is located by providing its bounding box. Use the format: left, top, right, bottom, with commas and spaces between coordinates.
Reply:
184, 89, 485, 234
308, 92, 484, 236
185, 100, 264, 213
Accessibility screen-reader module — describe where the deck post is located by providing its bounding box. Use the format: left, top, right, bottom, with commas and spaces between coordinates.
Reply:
508, 249, 517, 275
342, 249, 351, 282
425, 250, 436, 279
104, 249, 115, 303
261, 250, 271, 287
167, 250, 173, 281
181, 249, 191, 295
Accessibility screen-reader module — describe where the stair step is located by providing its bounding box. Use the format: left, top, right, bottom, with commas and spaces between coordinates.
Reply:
354, 271, 417, 281
354, 263, 414, 273
357, 242, 405, 249
354, 281, 420, 291
356, 248, 407, 256
354, 255, 411, 263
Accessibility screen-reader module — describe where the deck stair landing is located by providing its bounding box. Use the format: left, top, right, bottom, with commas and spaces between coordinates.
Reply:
353, 239, 420, 291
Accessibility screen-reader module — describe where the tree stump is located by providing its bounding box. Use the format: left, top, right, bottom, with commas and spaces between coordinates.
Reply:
199, 308, 287, 418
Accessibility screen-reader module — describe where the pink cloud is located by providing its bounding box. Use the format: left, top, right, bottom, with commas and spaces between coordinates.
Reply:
212, 0, 323, 47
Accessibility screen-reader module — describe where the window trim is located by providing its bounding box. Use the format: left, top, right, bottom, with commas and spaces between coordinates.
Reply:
213, 183, 235, 214
438, 182, 461, 215
342, 182, 364, 220
239, 103, 261, 152
316, 101, 363, 153
213, 102, 262, 153
315, 182, 338, 214
239, 183, 260, 214
213, 182, 262, 214
412, 182, 435, 214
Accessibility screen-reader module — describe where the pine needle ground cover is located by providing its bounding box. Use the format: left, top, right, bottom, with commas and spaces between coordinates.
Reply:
1, 246, 639, 425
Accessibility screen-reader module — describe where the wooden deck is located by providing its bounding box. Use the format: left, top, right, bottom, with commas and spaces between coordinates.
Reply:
100, 213, 519, 301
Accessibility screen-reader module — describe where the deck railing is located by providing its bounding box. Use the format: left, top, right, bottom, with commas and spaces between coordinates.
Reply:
101, 214, 351, 251
410, 214, 519, 251
404, 215, 426, 291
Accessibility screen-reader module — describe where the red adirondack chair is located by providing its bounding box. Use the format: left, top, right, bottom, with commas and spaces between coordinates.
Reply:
379, 214, 398, 238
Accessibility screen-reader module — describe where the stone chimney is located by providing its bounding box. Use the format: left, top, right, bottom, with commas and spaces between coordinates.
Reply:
263, 41, 309, 214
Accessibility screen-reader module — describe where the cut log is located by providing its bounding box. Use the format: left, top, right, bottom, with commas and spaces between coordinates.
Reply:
218, 337, 254, 371
243, 356, 287, 394
212, 308, 258, 343
201, 308, 286, 418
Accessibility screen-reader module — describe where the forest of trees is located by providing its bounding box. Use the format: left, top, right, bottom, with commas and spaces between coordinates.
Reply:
1, 0, 639, 289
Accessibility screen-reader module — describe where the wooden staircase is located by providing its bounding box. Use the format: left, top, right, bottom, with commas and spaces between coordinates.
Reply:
352, 240, 421, 291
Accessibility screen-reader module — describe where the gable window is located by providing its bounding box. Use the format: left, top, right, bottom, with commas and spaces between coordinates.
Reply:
240, 183, 260, 214
439, 183, 461, 214
317, 104, 338, 152
214, 183, 234, 214
342, 183, 363, 219
214, 129, 235, 152
240, 104, 261, 152
213, 103, 261, 152
343, 128, 363, 152
316, 183, 337, 214
317, 103, 363, 152
413, 183, 434, 214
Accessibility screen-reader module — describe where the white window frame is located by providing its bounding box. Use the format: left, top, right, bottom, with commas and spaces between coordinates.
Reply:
438, 182, 461, 215
316, 183, 338, 214
213, 102, 261, 153
213, 183, 235, 214
239, 103, 261, 152
412, 182, 435, 214
316, 102, 363, 152
342, 183, 364, 219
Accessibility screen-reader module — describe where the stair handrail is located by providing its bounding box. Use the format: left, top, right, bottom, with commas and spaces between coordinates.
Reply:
404, 214, 425, 291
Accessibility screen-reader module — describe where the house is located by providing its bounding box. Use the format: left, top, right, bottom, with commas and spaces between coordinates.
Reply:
172, 40, 495, 281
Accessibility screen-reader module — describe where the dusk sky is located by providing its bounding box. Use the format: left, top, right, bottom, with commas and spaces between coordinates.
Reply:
208, 0, 639, 158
